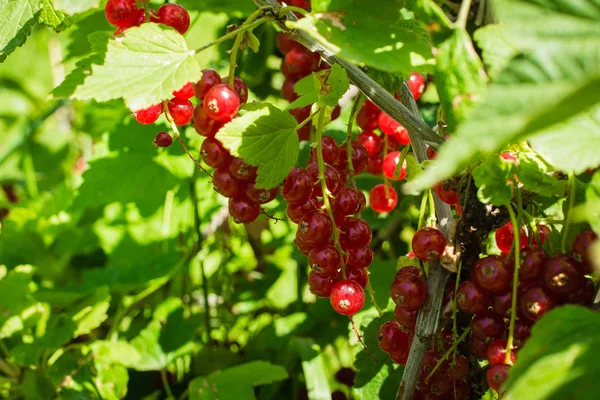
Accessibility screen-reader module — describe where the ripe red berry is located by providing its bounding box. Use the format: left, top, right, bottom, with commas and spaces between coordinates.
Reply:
330, 279, 365, 315
471, 311, 505, 341
290, 0, 311, 9
222, 76, 248, 105
433, 182, 458, 205
343, 266, 369, 288
456, 280, 489, 314
378, 113, 409, 145
308, 270, 335, 297
168, 98, 194, 125
339, 217, 372, 249
337, 141, 369, 175
394, 305, 418, 331
172, 82, 194, 99
203, 84, 240, 122
366, 155, 383, 175
333, 187, 361, 216
193, 105, 218, 137
519, 247, 547, 283
281, 167, 314, 204
382, 151, 407, 180
495, 222, 528, 253
298, 210, 333, 246
369, 184, 398, 213
422, 350, 449, 374
492, 290, 512, 316
407, 72, 425, 101
281, 78, 299, 102
157, 3, 190, 35
306, 162, 343, 196
308, 245, 341, 277
377, 321, 411, 353
446, 355, 469, 381
286, 197, 320, 224
153, 131, 172, 147
473, 255, 512, 293
228, 196, 260, 224
426, 145, 437, 160
345, 246, 374, 269
513, 321, 531, 347
395, 266, 421, 279
543, 255, 583, 296
195, 70, 222, 101
487, 339, 516, 366
105, 0, 138, 28
294, 235, 315, 255
276, 32, 303, 54
390, 273, 427, 310
246, 183, 277, 204
519, 286, 555, 322
356, 131, 382, 156
281, 48, 315, 80
133, 103, 163, 124
572, 230, 598, 271
486, 363, 510, 392
412, 227, 446, 261
357, 100, 380, 131
212, 168, 245, 198
390, 347, 410, 365
229, 158, 257, 182
200, 138, 231, 168
313, 136, 340, 165
566, 277, 595, 305
469, 334, 488, 359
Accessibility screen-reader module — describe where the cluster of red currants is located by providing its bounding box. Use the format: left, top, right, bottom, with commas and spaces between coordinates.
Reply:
105, 0, 190, 36
455, 224, 597, 392
354, 73, 426, 214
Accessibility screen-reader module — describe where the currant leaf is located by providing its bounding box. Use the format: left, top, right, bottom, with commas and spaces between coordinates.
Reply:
0, 0, 41, 62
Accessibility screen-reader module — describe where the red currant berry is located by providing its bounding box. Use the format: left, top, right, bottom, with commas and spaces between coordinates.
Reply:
433, 182, 458, 205
194, 70, 221, 100
356, 131, 381, 157
203, 84, 240, 121
330, 279, 365, 315
366, 155, 383, 175
212, 168, 245, 198
132, 7, 146, 26
357, 100, 380, 131
377, 321, 411, 353
566, 277, 595, 305
345, 246, 374, 269
394, 305, 418, 331
228, 196, 260, 224
492, 290, 512, 316
193, 105, 217, 137
543, 255, 583, 296
378, 113, 409, 144
294, 235, 315, 255
157, 3, 190, 35
133, 103, 163, 124
286, 197, 320, 224
486, 364, 510, 392
337, 141, 369, 175
290, 0, 311, 10
471, 311, 505, 341
412, 227, 446, 261
339, 217, 372, 249
473, 255, 512, 293
382, 151, 407, 180
343, 266, 369, 288
276, 32, 303, 54
172, 82, 194, 99
446, 355, 469, 381
168, 98, 194, 125
312, 136, 340, 165
229, 158, 257, 182
487, 339, 515, 366
426, 146, 437, 160
333, 187, 361, 216
281, 167, 313, 204
281, 78, 298, 102
519, 286, 555, 322
429, 373, 451, 396
330, 104, 341, 121
572, 230, 598, 271
281, 48, 315, 80
105, 0, 138, 28
390, 347, 410, 365
246, 183, 277, 204
395, 266, 421, 279
289, 105, 311, 123
390, 273, 427, 310
308, 270, 335, 297
222, 76, 248, 105
422, 350, 449, 374
200, 138, 231, 168
456, 280, 489, 314
153, 131, 172, 147
469, 334, 488, 359
369, 184, 398, 213
519, 247, 547, 283
306, 162, 343, 196
513, 321, 531, 347
308, 245, 341, 277
407, 72, 425, 101
495, 222, 528, 253
297, 210, 333, 246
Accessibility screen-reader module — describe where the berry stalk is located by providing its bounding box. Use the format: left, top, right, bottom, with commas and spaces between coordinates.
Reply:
344, 94, 363, 189
424, 326, 471, 383
505, 204, 521, 364
227, 8, 268, 87
561, 172, 576, 253
193, 15, 272, 55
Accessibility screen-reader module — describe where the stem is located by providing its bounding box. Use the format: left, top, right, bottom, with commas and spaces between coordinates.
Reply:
505, 204, 520, 364
452, 260, 462, 344
194, 16, 272, 55
383, 135, 391, 198
393, 144, 411, 180
365, 280, 383, 317
315, 107, 347, 278
427, 189, 436, 225
455, 0, 473, 29
142, 0, 150, 22
561, 172, 576, 253
345, 94, 363, 187
425, 327, 471, 382
417, 191, 428, 230
161, 369, 174, 399
228, 8, 266, 86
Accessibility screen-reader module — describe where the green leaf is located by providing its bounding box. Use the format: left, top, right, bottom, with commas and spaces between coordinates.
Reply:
572, 170, 600, 234
396, 255, 420, 270
20, 370, 54, 400
0, 0, 41, 62
472, 156, 514, 206
73, 23, 201, 111
505, 306, 600, 399
515, 152, 567, 198
365, 68, 404, 95
435, 29, 487, 130
289, 64, 350, 110
188, 361, 288, 400
474, 24, 519, 79
297, 0, 433, 74
0, 265, 36, 336
290, 338, 331, 400
216, 103, 299, 189
52, 0, 99, 15
178, 0, 254, 14
38, 0, 66, 29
